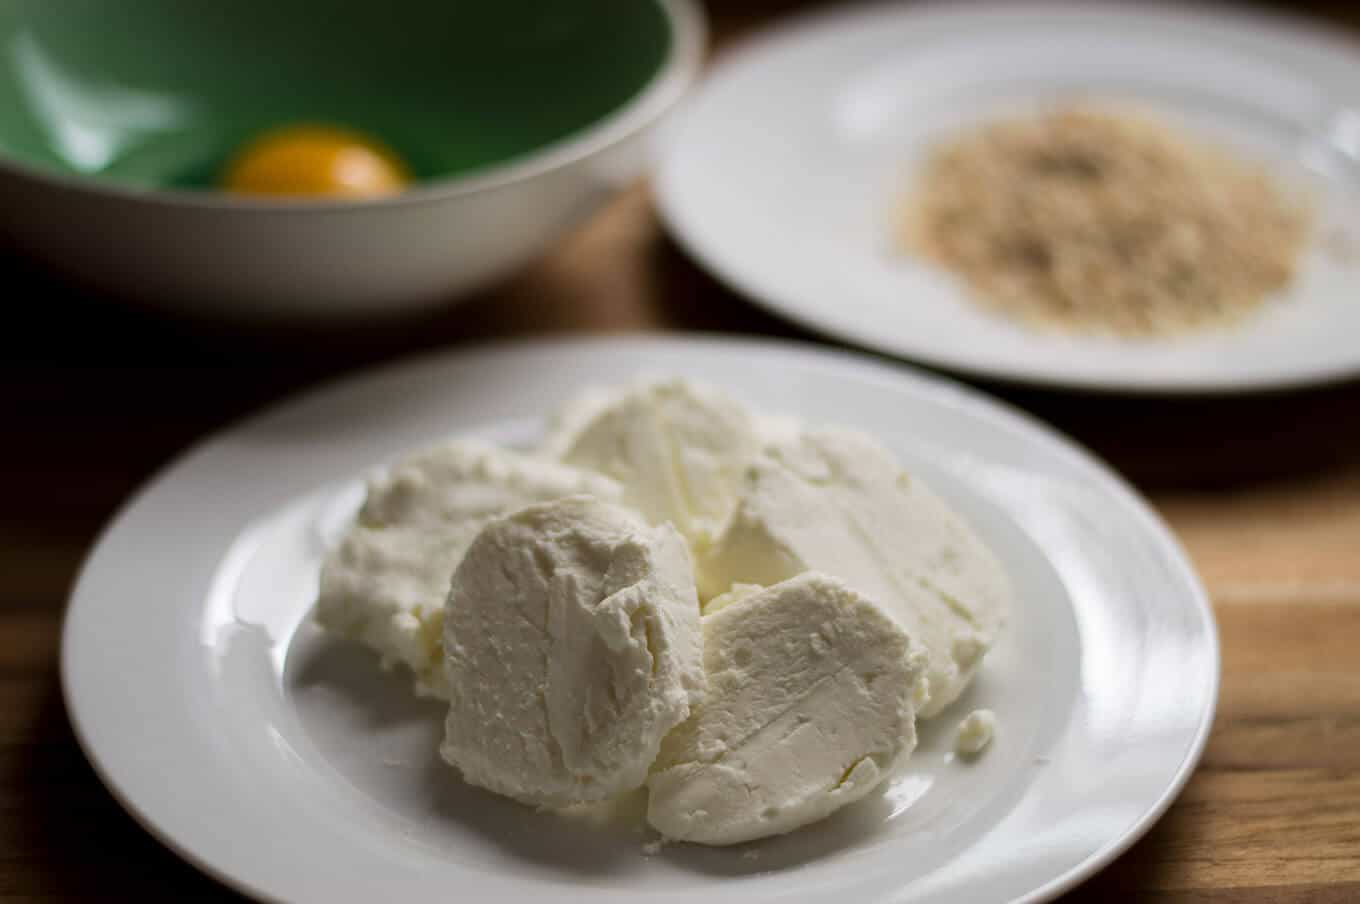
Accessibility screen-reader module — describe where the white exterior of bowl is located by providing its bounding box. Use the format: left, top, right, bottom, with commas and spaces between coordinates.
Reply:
1, 136, 634, 319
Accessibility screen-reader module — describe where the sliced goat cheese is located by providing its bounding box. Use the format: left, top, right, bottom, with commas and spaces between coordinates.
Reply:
647, 573, 926, 845
544, 378, 762, 548
698, 427, 1008, 717
441, 496, 703, 807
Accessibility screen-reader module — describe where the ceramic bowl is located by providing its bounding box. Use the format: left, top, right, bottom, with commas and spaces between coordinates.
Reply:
0, 0, 703, 319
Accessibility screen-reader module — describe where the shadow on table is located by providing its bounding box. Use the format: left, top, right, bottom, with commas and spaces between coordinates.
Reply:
989, 381, 1360, 491
7, 219, 1359, 500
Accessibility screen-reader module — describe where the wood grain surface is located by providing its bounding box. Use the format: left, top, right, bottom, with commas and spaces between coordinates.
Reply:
4, 2, 1360, 901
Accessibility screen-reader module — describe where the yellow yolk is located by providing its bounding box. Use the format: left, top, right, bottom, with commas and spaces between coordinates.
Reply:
222, 125, 410, 198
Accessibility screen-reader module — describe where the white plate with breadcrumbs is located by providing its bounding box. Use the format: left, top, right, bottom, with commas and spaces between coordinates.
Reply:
657, 3, 1360, 392
62, 337, 1217, 903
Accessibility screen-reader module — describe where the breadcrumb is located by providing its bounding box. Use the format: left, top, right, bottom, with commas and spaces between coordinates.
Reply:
901, 106, 1312, 336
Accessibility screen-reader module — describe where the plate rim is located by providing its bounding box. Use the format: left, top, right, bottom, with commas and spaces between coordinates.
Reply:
656, 0, 1360, 394
59, 334, 1220, 902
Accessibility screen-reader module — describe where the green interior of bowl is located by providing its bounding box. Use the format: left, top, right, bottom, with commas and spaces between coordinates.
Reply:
0, 0, 672, 191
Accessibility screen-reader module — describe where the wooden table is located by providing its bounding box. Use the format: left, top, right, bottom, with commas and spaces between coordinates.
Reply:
5, 4, 1360, 901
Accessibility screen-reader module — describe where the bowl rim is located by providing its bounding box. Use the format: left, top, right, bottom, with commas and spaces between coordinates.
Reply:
0, 0, 705, 213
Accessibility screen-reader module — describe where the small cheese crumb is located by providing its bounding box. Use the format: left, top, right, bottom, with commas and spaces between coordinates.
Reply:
642, 839, 664, 856
955, 709, 997, 756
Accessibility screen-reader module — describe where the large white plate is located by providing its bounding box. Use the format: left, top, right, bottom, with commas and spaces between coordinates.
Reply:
656, 3, 1360, 392
62, 337, 1217, 902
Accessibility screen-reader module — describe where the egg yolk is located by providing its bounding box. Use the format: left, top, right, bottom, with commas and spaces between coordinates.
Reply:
222, 125, 410, 198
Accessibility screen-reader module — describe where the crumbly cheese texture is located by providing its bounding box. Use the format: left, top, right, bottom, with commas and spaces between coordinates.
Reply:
647, 573, 926, 845
441, 496, 704, 807
955, 709, 997, 756
543, 379, 762, 547
315, 440, 620, 697
701, 582, 764, 616
698, 427, 1009, 718
314, 379, 1012, 845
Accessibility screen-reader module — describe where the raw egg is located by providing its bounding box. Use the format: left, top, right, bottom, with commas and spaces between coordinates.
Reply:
222, 125, 410, 198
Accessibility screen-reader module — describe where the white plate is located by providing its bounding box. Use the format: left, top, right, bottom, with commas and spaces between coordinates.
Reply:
656, 3, 1360, 392
62, 337, 1217, 903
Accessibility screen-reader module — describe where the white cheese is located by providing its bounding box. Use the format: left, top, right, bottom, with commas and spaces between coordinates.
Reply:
701, 582, 764, 616
315, 440, 620, 697
647, 573, 926, 845
697, 427, 1009, 718
955, 709, 997, 756
440, 496, 704, 807
543, 379, 762, 548
315, 380, 1012, 846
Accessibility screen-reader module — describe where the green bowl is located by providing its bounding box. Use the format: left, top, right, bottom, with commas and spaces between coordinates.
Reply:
0, 0, 703, 317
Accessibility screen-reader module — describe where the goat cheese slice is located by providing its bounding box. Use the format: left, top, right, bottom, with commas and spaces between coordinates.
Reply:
441, 496, 704, 807
543, 378, 762, 547
647, 573, 927, 845
697, 428, 1009, 718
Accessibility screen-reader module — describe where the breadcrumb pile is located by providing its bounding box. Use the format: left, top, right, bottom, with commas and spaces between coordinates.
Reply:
901, 107, 1312, 337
